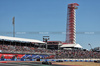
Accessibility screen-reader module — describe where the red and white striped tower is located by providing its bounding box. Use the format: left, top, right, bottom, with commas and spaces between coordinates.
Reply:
66, 3, 79, 44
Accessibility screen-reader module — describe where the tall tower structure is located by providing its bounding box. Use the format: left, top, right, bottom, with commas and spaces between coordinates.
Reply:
66, 3, 79, 44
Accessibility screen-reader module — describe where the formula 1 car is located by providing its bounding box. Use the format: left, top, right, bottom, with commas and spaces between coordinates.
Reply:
42, 61, 52, 65
56, 60, 63, 62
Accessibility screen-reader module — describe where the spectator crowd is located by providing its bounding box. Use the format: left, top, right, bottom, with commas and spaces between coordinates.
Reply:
0, 44, 100, 59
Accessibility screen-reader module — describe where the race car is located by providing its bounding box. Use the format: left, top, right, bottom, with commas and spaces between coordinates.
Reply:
42, 61, 52, 65
56, 60, 63, 62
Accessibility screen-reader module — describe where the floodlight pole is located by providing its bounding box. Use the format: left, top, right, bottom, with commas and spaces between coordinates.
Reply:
13, 23, 15, 37
88, 44, 92, 51
12, 17, 15, 37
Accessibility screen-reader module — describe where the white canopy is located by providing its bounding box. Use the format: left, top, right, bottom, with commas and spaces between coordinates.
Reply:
0, 36, 45, 44
60, 44, 82, 48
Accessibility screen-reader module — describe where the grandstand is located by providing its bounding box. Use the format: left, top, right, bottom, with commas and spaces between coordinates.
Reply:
0, 36, 55, 60
0, 36, 100, 60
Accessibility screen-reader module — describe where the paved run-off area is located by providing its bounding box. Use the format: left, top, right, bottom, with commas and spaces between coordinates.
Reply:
53, 62, 100, 66
0, 61, 100, 66
0, 62, 78, 66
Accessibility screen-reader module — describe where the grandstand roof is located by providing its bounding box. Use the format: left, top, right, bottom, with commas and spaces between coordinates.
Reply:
60, 44, 82, 48
0, 36, 45, 44
47, 41, 62, 42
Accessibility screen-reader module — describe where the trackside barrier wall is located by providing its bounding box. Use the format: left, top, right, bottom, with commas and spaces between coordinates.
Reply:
0, 59, 100, 62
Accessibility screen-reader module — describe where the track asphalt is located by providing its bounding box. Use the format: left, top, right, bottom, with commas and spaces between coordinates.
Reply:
0, 62, 69, 66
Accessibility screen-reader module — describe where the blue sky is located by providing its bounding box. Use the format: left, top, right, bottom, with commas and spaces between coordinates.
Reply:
0, 0, 100, 49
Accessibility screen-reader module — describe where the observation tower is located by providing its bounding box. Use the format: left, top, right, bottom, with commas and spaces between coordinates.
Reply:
66, 3, 79, 44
